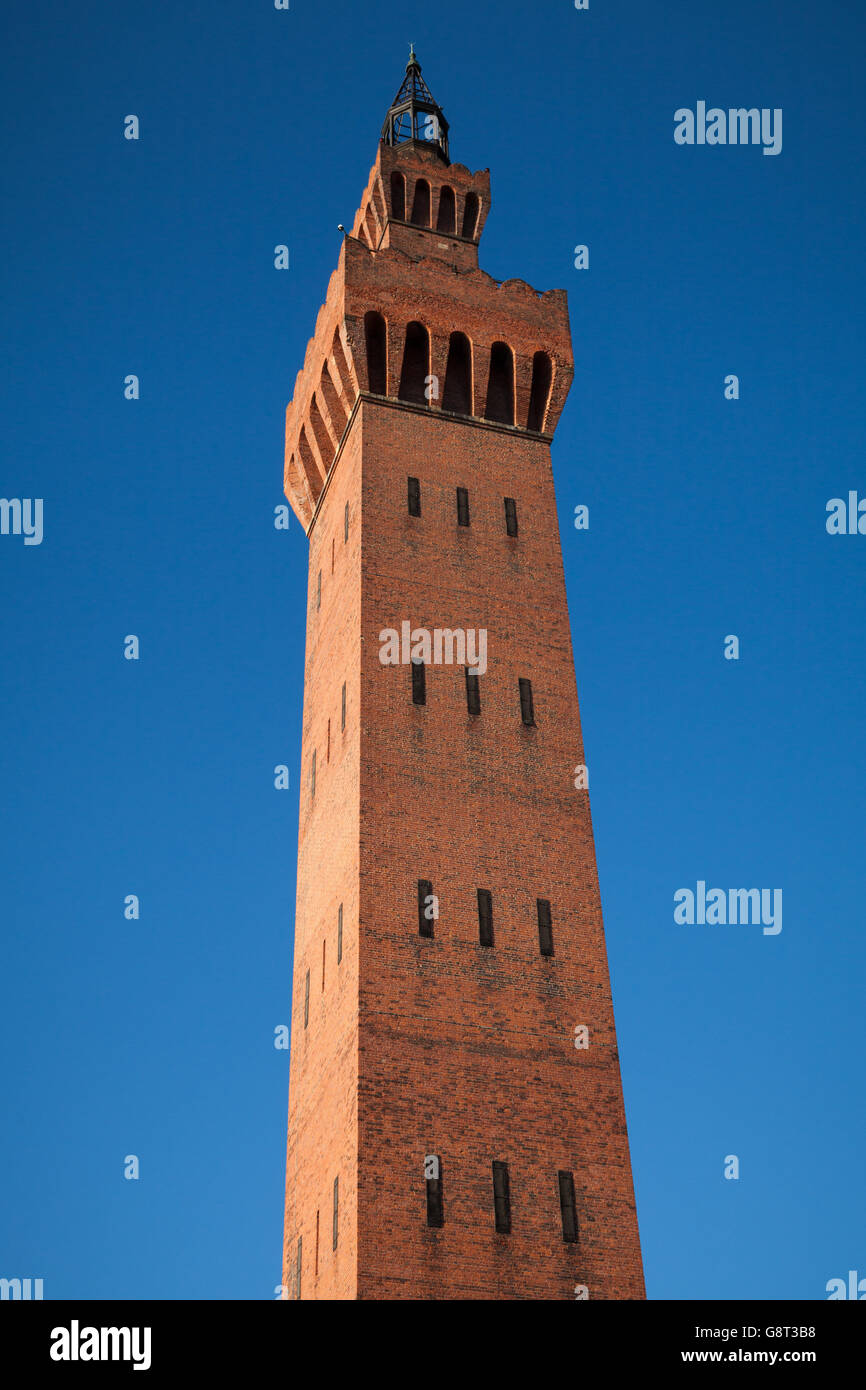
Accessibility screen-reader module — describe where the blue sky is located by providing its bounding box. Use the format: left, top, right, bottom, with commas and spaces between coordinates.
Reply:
1, 0, 864, 1300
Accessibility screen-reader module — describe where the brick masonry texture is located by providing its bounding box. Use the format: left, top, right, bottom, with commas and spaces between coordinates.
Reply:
281, 135, 645, 1302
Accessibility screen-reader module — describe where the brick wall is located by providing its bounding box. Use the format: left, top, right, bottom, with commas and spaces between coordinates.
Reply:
354, 400, 644, 1299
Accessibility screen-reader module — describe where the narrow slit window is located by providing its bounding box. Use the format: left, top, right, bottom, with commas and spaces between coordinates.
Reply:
321, 938, 325, 991
412, 658, 426, 706
317, 569, 321, 611
344, 501, 349, 542
398, 321, 430, 405
303, 969, 310, 1028
466, 668, 481, 716
537, 898, 554, 957
519, 677, 535, 727
418, 878, 434, 939
408, 475, 421, 517
332, 1176, 339, 1250
558, 1170, 578, 1243
315, 1210, 319, 1276
341, 681, 346, 731
462, 191, 480, 239
442, 331, 472, 416
311, 748, 317, 797
364, 311, 387, 395
337, 903, 343, 964
484, 341, 514, 424
505, 496, 518, 537
295, 1237, 302, 1300
527, 351, 553, 432
456, 486, 470, 527
390, 171, 406, 221
492, 1161, 511, 1234
426, 1155, 444, 1227
436, 185, 456, 234
410, 178, 431, 227
331, 537, 335, 573
478, 888, 494, 947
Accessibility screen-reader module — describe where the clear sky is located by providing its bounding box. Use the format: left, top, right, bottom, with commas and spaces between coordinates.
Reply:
1, 0, 864, 1300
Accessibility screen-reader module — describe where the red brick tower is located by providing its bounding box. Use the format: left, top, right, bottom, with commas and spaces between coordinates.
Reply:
281, 50, 644, 1301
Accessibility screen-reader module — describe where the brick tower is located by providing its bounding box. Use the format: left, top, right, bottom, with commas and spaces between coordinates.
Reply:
281, 50, 644, 1301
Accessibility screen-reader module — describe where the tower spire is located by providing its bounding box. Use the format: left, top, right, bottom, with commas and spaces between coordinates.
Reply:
380, 46, 450, 161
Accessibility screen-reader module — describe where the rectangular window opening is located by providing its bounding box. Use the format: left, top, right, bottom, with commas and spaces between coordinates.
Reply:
408, 475, 421, 517
311, 748, 317, 798
332, 1176, 339, 1251
558, 1170, 578, 1244
418, 878, 434, 939
478, 888, 494, 948
537, 898, 554, 957
466, 668, 481, 717
505, 496, 518, 537
426, 1157, 444, 1228
341, 681, 346, 731
493, 1160, 511, 1234
457, 486, 470, 527
519, 677, 535, 727
303, 969, 310, 1028
412, 659, 426, 706
344, 501, 349, 542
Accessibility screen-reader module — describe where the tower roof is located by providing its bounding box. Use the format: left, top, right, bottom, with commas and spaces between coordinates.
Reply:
380, 45, 450, 162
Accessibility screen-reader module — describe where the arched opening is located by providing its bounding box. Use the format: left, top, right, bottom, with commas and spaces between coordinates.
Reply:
320, 361, 348, 435
436, 186, 456, 234
410, 179, 431, 227
289, 452, 307, 511
527, 351, 553, 432
442, 332, 472, 415
390, 171, 406, 221
330, 327, 352, 400
484, 342, 514, 425
398, 321, 430, 405
309, 392, 333, 462
364, 311, 387, 396
298, 425, 322, 494
461, 192, 480, 239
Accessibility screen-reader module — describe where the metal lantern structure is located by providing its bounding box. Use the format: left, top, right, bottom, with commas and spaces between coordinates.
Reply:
380, 46, 450, 162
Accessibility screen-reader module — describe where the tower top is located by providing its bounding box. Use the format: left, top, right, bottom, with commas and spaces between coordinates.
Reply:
380, 46, 450, 163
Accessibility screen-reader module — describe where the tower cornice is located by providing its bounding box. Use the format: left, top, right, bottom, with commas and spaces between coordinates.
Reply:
283, 231, 574, 530
303, 390, 569, 539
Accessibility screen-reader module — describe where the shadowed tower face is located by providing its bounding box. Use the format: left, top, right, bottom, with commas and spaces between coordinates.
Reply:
281, 50, 644, 1301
